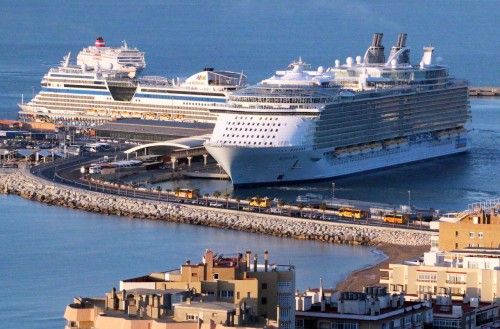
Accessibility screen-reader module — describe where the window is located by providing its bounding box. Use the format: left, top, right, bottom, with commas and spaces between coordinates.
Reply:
213, 273, 219, 280
469, 232, 474, 239
478, 232, 484, 239
186, 314, 198, 321
261, 283, 268, 290
261, 297, 267, 305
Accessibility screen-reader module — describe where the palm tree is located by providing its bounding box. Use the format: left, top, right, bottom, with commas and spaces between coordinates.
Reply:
235, 197, 241, 210
277, 199, 285, 214
156, 186, 162, 200
223, 192, 230, 209
298, 203, 305, 217
204, 193, 210, 206
165, 188, 172, 202
213, 191, 221, 205
319, 202, 327, 220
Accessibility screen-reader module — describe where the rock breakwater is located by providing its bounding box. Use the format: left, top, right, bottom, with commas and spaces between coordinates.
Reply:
0, 169, 432, 246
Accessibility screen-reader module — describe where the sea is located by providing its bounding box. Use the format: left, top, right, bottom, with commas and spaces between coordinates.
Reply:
0, 1, 499, 328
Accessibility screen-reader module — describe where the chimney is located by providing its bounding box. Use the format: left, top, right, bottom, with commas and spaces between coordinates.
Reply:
264, 250, 269, 272
245, 251, 251, 271
253, 254, 258, 272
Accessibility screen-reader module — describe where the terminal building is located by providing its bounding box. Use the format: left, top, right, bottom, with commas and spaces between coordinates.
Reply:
94, 118, 214, 143
64, 249, 295, 329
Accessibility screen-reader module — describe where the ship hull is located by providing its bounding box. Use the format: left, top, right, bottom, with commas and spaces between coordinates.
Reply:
205, 135, 469, 186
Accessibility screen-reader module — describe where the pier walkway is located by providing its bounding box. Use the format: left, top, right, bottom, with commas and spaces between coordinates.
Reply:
469, 86, 500, 97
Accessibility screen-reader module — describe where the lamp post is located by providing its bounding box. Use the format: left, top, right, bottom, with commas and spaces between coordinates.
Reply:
408, 190, 411, 209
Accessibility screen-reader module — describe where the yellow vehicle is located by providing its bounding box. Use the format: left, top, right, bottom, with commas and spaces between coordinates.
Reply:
339, 207, 368, 220
175, 189, 198, 199
249, 197, 271, 208
383, 213, 409, 224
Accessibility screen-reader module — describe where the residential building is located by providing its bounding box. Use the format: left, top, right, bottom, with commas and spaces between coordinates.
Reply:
430, 293, 499, 329
295, 286, 432, 329
438, 200, 499, 251
380, 249, 500, 303
64, 249, 295, 329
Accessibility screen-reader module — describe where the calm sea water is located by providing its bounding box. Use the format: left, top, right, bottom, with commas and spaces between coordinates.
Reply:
0, 2, 499, 328
0, 195, 382, 328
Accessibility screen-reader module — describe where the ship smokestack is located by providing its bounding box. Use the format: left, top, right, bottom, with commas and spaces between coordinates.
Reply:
253, 254, 258, 272
264, 250, 269, 272
363, 33, 385, 64
397, 33, 407, 48
388, 33, 410, 65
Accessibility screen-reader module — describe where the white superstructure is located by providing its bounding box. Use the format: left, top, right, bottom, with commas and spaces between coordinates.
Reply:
76, 37, 145, 75
19, 54, 247, 126
205, 33, 470, 185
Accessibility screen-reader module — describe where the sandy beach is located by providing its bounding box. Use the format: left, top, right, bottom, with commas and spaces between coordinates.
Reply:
335, 243, 429, 291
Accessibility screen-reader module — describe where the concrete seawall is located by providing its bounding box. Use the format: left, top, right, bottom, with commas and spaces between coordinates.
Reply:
0, 169, 432, 246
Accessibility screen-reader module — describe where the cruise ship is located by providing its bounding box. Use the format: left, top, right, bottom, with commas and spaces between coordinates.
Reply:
205, 33, 470, 185
19, 54, 247, 126
77, 37, 146, 74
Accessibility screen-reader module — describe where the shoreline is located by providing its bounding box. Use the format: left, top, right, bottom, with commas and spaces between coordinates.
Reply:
335, 243, 429, 291
0, 168, 433, 247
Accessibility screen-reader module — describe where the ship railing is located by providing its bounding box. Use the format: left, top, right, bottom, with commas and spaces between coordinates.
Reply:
468, 198, 500, 213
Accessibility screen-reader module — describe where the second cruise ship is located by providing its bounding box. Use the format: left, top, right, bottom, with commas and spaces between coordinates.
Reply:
205, 33, 470, 185
19, 53, 247, 126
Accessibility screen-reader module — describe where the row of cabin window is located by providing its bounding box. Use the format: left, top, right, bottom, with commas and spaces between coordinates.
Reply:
222, 134, 276, 139
234, 116, 279, 121
227, 121, 281, 127
226, 127, 279, 132
220, 140, 274, 146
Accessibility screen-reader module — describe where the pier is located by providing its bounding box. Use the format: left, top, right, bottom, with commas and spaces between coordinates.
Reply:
468, 86, 500, 97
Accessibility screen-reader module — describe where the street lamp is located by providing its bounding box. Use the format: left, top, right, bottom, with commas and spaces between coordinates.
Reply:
332, 182, 335, 200
408, 190, 411, 208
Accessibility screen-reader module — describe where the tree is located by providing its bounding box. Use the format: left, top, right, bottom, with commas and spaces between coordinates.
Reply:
213, 191, 221, 205
298, 203, 305, 217
319, 202, 328, 220
204, 193, 210, 206
223, 192, 230, 209
165, 188, 172, 202
156, 186, 162, 200
235, 197, 241, 210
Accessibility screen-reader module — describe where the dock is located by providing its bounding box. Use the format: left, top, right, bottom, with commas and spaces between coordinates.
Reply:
468, 86, 500, 97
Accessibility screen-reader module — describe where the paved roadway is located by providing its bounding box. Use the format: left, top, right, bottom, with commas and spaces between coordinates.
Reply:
30, 154, 434, 232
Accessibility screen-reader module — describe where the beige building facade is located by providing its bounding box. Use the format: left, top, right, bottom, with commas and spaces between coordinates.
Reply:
64, 249, 295, 329
438, 203, 499, 251
380, 249, 500, 303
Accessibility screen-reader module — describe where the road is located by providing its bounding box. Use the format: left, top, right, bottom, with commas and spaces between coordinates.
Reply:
30, 155, 434, 232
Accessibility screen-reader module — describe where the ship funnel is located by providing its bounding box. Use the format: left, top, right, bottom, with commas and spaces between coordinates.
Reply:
396, 33, 407, 48
363, 33, 385, 64
421, 46, 434, 66
387, 33, 410, 65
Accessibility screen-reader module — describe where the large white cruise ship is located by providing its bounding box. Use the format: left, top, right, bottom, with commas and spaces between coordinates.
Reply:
77, 37, 146, 74
19, 54, 247, 126
205, 33, 470, 185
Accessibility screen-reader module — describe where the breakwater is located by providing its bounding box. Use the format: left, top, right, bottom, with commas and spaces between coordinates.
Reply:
0, 169, 432, 246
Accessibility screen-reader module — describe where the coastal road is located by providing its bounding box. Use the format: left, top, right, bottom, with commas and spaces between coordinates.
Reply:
31, 156, 435, 232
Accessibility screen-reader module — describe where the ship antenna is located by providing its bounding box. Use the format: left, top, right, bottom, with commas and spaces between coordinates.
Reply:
238, 71, 244, 86
63, 51, 71, 67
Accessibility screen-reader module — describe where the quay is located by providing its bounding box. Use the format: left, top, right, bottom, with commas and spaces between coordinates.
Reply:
0, 165, 432, 247
469, 86, 500, 97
